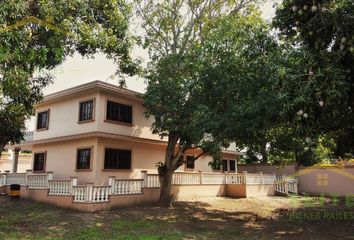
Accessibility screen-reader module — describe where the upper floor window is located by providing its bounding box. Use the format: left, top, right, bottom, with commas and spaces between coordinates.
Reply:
36, 110, 49, 130
186, 155, 195, 170
76, 148, 92, 170
104, 148, 131, 170
106, 100, 132, 124
33, 152, 46, 172
79, 99, 94, 122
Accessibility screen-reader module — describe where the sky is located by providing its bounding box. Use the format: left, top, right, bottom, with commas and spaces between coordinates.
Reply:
27, 0, 277, 129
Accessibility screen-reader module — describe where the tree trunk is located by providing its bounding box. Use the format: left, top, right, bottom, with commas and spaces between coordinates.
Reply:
159, 168, 174, 207
0, 142, 5, 159
260, 141, 268, 163
158, 132, 180, 207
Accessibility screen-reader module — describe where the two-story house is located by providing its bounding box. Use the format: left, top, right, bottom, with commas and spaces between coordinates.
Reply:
18, 81, 240, 184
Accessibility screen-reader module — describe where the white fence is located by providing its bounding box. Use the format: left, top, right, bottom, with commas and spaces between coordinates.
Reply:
225, 174, 244, 184
2, 170, 297, 204
145, 174, 160, 188
6, 173, 27, 185
275, 175, 298, 195
145, 172, 275, 187
110, 179, 143, 195
202, 173, 227, 184
0, 174, 6, 186
48, 180, 73, 195
73, 185, 111, 203
28, 174, 50, 189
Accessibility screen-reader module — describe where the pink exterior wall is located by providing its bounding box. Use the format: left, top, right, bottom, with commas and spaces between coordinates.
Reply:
238, 163, 297, 175
297, 167, 354, 197
97, 91, 162, 142
32, 137, 99, 184
33, 138, 217, 185
34, 92, 100, 141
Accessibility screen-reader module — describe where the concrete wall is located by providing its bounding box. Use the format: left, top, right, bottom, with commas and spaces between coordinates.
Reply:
171, 185, 226, 200
18, 186, 160, 212
238, 163, 297, 175
297, 167, 354, 197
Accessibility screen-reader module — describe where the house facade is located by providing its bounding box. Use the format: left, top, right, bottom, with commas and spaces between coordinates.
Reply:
18, 81, 240, 184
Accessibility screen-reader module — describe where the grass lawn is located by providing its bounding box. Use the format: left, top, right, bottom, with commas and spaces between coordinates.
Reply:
0, 195, 353, 240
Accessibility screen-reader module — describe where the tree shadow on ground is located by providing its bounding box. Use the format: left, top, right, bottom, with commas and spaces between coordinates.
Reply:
0, 196, 353, 240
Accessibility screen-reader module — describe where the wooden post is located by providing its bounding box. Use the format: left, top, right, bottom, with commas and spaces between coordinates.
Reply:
199, 171, 202, 185
260, 171, 263, 184
242, 171, 248, 184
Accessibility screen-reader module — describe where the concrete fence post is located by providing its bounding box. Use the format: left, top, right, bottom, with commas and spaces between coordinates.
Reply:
199, 171, 202, 185
108, 176, 116, 194
25, 169, 32, 185
46, 171, 53, 188
242, 171, 248, 184
86, 183, 94, 202
3, 172, 7, 185
70, 176, 78, 195
140, 170, 147, 188
260, 171, 263, 184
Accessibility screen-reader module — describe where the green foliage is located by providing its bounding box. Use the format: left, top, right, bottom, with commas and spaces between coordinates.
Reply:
0, 0, 135, 151
273, 0, 354, 158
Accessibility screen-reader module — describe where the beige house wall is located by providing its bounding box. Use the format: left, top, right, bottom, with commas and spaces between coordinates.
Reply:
32, 137, 99, 184
34, 92, 100, 141
0, 159, 31, 173
33, 138, 217, 185
97, 91, 162, 141
297, 167, 354, 197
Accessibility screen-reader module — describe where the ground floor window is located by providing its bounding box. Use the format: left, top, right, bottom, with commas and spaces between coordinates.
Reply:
76, 148, 92, 170
33, 152, 46, 172
222, 159, 236, 172
185, 155, 195, 170
104, 148, 131, 170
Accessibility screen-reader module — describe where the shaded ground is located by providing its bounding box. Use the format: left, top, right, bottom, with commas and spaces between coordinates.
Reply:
0, 195, 353, 239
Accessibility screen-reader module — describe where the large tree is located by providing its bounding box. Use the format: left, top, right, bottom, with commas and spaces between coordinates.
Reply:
273, 0, 354, 157
136, 0, 256, 206
0, 0, 136, 155
197, 11, 286, 164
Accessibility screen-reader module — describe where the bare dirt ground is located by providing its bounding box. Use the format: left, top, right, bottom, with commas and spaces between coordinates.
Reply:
0, 195, 353, 239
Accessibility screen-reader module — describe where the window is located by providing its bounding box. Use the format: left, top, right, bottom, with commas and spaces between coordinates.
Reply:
104, 148, 131, 170
33, 152, 46, 172
76, 148, 91, 170
186, 156, 195, 170
36, 110, 49, 130
229, 160, 236, 172
222, 160, 228, 172
221, 159, 236, 172
106, 101, 132, 124
79, 100, 94, 122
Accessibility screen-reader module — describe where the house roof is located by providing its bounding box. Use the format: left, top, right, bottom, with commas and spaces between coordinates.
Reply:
35, 80, 143, 107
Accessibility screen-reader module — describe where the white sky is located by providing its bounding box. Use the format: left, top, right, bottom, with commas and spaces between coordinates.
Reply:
27, 1, 277, 130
